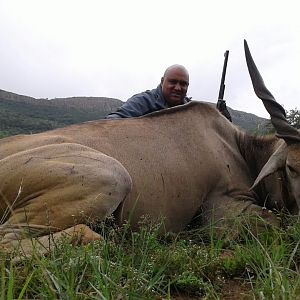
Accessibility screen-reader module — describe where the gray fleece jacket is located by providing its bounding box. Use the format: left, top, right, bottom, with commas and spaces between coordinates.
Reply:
106, 84, 190, 119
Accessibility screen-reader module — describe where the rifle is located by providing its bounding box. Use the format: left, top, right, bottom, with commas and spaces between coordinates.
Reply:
217, 50, 232, 122
218, 50, 229, 100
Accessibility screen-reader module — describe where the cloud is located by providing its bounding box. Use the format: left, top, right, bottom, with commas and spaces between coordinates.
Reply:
0, 0, 299, 118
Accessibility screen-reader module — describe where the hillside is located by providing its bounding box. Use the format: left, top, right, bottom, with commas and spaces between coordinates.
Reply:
201, 101, 268, 133
228, 107, 268, 133
0, 89, 268, 138
0, 89, 123, 137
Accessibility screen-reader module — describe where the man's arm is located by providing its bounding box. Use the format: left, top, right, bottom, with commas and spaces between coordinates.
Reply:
106, 88, 166, 119
106, 96, 152, 119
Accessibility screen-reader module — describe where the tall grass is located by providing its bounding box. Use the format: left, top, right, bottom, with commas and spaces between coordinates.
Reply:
1, 214, 300, 299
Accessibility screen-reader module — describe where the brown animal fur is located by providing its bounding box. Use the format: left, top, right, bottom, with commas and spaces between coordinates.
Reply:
1, 101, 297, 257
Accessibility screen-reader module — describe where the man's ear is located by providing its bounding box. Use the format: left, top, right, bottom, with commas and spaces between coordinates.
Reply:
160, 77, 164, 85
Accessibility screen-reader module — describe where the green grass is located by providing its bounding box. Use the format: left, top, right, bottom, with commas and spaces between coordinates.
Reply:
1, 215, 300, 299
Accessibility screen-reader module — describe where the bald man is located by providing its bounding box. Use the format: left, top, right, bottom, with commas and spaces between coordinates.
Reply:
106, 64, 190, 119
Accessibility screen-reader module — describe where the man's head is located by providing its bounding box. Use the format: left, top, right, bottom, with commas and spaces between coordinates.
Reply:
161, 64, 189, 107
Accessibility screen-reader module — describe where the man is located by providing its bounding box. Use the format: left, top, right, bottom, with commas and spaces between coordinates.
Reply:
106, 64, 232, 121
106, 64, 190, 119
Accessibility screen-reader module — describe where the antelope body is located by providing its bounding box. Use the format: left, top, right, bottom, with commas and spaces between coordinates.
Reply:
0, 41, 299, 256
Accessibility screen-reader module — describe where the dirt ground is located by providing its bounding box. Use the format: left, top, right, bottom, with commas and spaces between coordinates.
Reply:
220, 280, 253, 299
164, 279, 253, 299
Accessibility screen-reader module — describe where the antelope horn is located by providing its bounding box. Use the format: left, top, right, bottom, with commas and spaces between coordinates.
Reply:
244, 39, 300, 143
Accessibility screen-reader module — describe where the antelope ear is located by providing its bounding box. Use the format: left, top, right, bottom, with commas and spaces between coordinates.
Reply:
250, 142, 287, 190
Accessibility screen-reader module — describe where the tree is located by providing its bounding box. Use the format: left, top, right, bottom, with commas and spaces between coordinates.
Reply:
260, 108, 300, 135
286, 108, 300, 129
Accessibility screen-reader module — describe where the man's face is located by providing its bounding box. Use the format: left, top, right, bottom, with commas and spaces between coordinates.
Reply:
161, 67, 189, 107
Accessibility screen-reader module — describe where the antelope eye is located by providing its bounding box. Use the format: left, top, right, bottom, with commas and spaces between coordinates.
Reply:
287, 164, 298, 177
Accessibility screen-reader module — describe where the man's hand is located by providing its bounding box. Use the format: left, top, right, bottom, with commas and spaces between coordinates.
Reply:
217, 99, 232, 122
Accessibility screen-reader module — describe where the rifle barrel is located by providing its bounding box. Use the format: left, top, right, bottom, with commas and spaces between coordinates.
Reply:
218, 50, 229, 100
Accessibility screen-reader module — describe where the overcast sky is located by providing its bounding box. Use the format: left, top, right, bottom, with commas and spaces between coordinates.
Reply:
0, 0, 299, 118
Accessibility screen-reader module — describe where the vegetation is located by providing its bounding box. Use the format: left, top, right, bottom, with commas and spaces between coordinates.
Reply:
1, 214, 300, 299
0, 89, 123, 138
229, 108, 269, 134
286, 108, 300, 129
0, 98, 117, 138
260, 108, 300, 135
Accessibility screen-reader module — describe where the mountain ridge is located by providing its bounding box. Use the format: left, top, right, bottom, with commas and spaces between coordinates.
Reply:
0, 89, 268, 137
